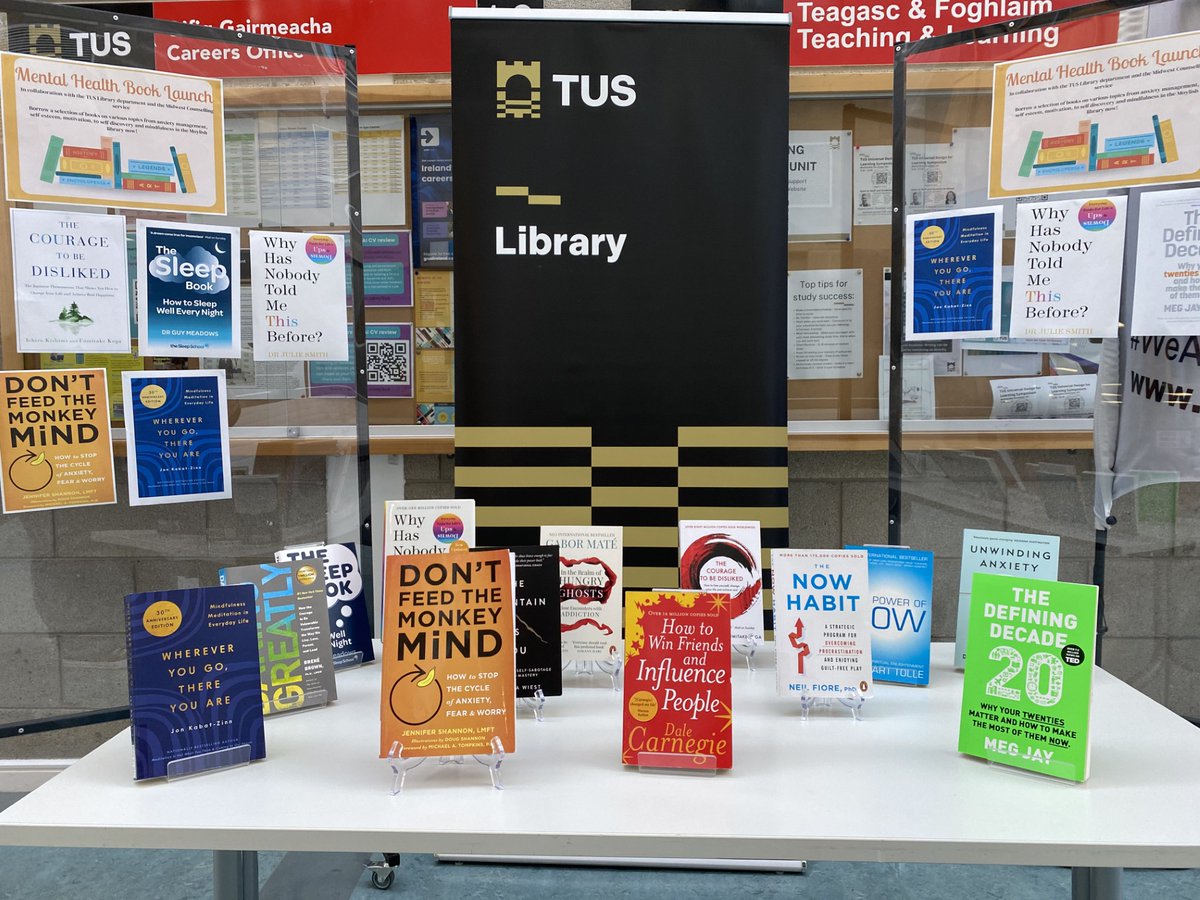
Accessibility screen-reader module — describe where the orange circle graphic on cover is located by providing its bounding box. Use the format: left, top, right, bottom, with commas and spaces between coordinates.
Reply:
920, 225, 945, 249
627, 690, 658, 722
448, 539, 470, 552
297, 565, 319, 585
139, 384, 167, 409
143, 600, 182, 637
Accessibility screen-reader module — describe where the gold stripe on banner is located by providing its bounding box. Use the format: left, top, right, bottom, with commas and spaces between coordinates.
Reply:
678, 506, 789, 528
455, 466, 591, 488
624, 526, 680, 548
454, 426, 592, 448
495, 185, 562, 206
476, 506, 591, 528
625, 566, 682, 588
592, 486, 679, 507
591, 446, 679, 467
678, 466, 788, 488
677, 426, 789, 447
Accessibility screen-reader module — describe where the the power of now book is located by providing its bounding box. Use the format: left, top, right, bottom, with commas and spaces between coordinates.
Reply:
851, 545, 934, 685
275, 542, 375, 666
956, 529, 1061, 669
622, 590, 733, 770
678, 519, 764, 646
771, 549, 873, 698
540, 525, 623, 662
958, 572, 1098, 783
124, 585, 266, 781
380, 549, 516, 758
219, 560, 338, 714
383, 499, 475, 555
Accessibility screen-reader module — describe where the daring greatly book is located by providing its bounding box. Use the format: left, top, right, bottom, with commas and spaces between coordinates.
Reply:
125, 585, 266, 781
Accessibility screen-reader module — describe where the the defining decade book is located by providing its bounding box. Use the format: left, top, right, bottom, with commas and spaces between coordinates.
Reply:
956, 529, 1061, 669
506, 545, 563, 699
124, 585, 266, 781
383, 499, 475, 555
852, 545, 934, 685
958, 572, 1098, 782
540, 525, 623, 663
678, 519, 764, 646
771, 549, 873, 698
219, 560, 338, 714
622, 590, 733, 770
275, 542, 375, 665
380, 549, 516, 758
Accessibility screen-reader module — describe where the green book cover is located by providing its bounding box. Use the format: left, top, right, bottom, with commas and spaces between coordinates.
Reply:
958, 572, 1098, 782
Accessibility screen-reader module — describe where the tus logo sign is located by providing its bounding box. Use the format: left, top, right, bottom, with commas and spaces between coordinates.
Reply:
495, 186, 627, 264
496, 60, 636, 119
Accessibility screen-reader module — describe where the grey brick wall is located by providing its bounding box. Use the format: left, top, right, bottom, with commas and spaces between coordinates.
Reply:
2, 448, 1195, 761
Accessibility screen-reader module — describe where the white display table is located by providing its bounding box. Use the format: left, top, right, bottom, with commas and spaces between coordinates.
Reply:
1, 643, 1198, 900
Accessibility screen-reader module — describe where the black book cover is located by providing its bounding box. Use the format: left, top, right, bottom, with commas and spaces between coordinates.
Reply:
509, 546, 563, 698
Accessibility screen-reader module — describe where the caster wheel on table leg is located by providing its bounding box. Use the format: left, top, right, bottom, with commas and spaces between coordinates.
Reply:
370, 868, 396, 890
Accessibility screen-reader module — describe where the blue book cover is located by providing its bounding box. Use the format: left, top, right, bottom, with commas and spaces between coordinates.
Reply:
850, 545, 934, 685
274, 541, 375, 665
137, 220, 239, 357
907, 206, 1002, 339
124, 585, 266, 781
121, 370, 230, 506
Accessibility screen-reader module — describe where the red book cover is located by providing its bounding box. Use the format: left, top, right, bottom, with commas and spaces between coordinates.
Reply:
622, 591, 732, 770
62, 145, 110, 160
1096, 154, 1155, 170
1040, 133, 1088, 149
124, 178, 178, 193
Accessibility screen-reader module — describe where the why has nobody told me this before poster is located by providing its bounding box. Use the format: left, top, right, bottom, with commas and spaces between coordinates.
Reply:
122, 369, 231, 507
249, 231, 348, 362
137, 220, 240, 359
11, 208, 130, 354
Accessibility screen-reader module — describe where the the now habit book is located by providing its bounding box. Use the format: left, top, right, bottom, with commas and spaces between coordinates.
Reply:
380, 549, 516, 758
124, 585, 266, 781
219, 560, 338, 714
622, 590, 733, 769
958, 572, 1097, 782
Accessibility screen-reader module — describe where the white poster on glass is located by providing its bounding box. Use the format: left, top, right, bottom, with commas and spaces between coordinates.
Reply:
1132, 187, 1200, 336
853, 145, 892, 227
787, 268, 863, 380
788, 130, 851, 242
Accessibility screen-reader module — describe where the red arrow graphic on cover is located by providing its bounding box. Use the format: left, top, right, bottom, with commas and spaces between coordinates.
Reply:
788, 618, 810, 674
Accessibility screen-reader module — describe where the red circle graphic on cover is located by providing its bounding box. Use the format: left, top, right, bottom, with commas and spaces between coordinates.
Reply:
305, 234, 338, 264
679, 533, 761, 619
432, 514, 465, 543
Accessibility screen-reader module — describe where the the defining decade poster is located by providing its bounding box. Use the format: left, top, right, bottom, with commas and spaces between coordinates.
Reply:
0, 368, 115, 513
121, 369, 231, 506
0, 52, 225, 214
137, 220, 240, 358
906, 206, 1003, 340
249, 230, 348, 361
1131, 187, 1200, 336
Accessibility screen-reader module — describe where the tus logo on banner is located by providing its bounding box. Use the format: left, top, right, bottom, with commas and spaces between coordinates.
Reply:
496, 60, 636, 119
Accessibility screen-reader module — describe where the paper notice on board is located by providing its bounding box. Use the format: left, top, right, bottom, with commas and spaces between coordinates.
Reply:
788, 131, 851, 241
1010, 197, 1126, 339
250, 231, 348, 361
854, 145, 892, 227
879, 355, 935, 420
787, 269, 863, 380
990, 374, 1096, 419
907, 144, 963, 213
1131, 187, 1200, 336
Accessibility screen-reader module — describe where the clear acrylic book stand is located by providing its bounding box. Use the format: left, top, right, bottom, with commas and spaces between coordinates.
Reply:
635, 751, 718, 777
519, 688, 547, 722
795, 685, 868, 721
266, 688, 331, 719
563, 646, 622, 692
164, 743, 254, 781
333, 650, 365, 671
732, 635, 761, 671
385, 736, 506, 794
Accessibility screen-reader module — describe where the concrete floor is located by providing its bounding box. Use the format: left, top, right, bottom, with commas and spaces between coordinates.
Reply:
2, 793, 1198, 899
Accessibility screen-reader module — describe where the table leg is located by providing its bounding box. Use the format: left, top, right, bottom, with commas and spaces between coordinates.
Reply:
1071, 866, 1122, 900
213, 849, 259, 900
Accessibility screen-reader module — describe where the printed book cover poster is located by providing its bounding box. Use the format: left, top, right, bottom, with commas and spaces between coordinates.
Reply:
853, 545, 934, 685
540, 525, 623, 663
959, 572, 1097, 782
275, 542, 375, 666
510, 545, 563, 699
772, 549, 873, 698
956, 529, 1061, 669
380, 549, 516, 758
136, 219, 240, 358
125, 584, 265, 781
906, 206, 1003, 340
121, 369, 230, 506
0, 368, 115, 513
220, 560, 338, 714
384, 499, 475, 555
678, 519, 764, 646
622, 590, 733, 769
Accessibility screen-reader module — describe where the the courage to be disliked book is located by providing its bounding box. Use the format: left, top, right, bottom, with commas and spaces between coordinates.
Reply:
678, 519, 764, 647
622, 590, 733, 770
219, 559, 338, 714
125, 585, 266, 781
851, 544, 934, 685
275, 542, 375, 665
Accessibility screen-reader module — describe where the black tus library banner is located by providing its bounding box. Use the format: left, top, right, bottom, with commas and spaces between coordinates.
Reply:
451, 10, 789, 609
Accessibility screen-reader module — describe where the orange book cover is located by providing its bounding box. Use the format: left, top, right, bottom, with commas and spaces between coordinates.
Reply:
379, 549, 516, 758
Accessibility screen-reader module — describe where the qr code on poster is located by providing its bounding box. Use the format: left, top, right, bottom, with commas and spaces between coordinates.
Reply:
1014, 401, 1031, 414
1067, 397, 1082, 410
367, 339, 410, 385
873, 171, 888, 185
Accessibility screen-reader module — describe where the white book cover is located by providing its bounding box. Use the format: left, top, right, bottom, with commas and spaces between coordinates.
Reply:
540, 525, 623, 663
383, 499, 475, 555
771, 549, 872, 698
678, 519, 764, 646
